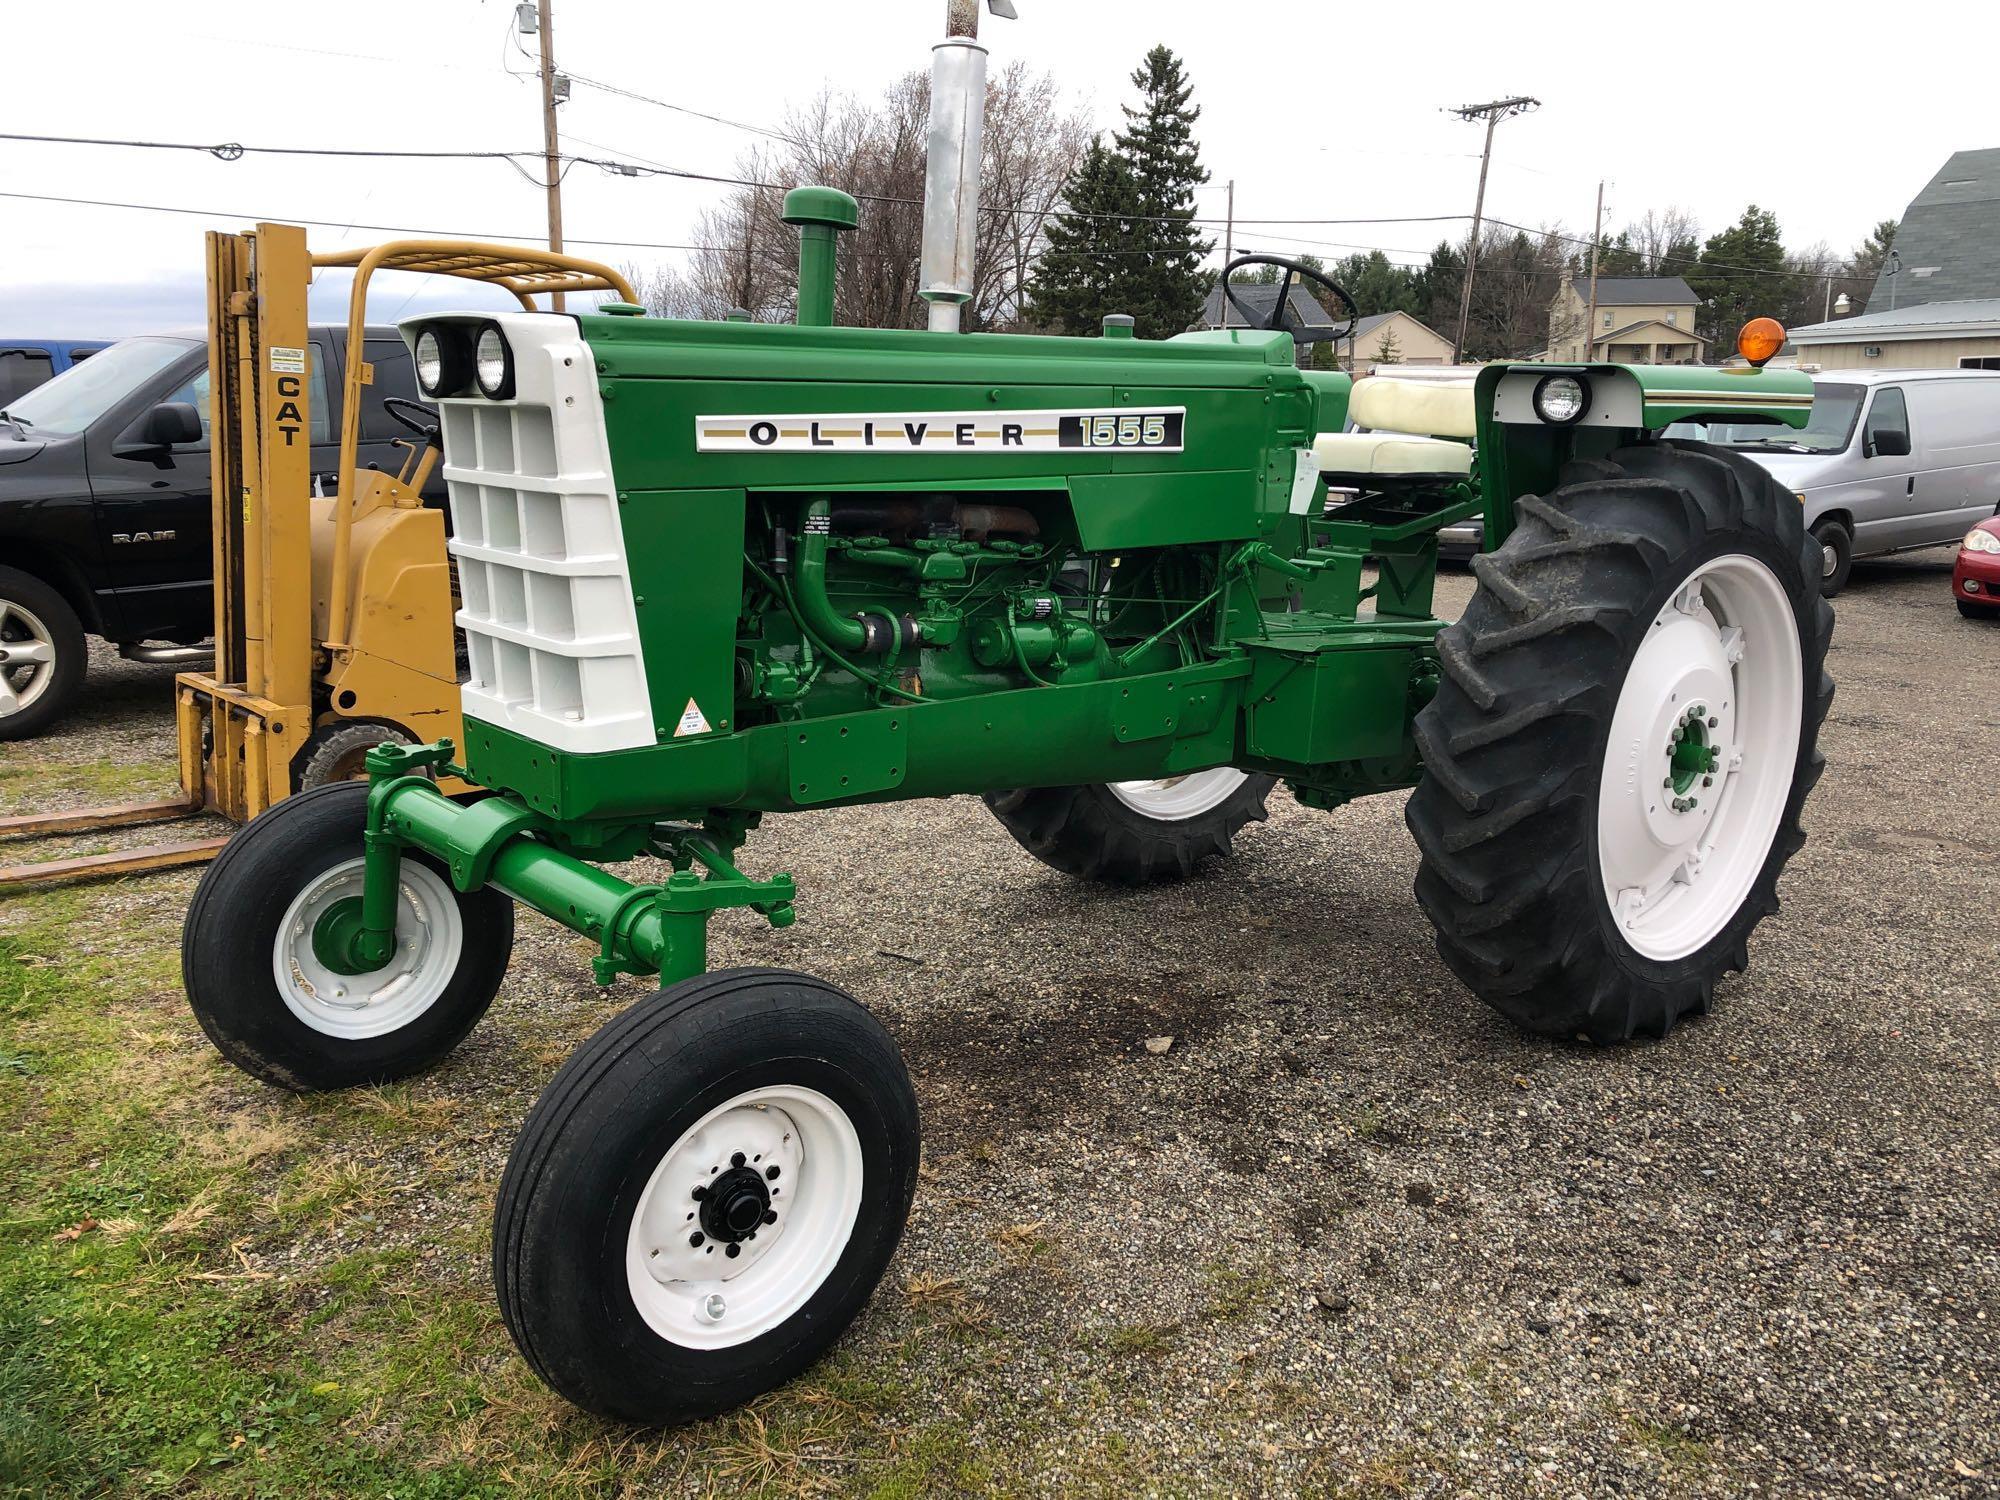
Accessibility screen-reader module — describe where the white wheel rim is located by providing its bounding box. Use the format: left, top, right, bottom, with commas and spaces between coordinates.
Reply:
0, 598, 58, 718
271, 857, 464, 1039
1597, 554, 1803, 961
626, 1085, 862, 1351
1820, 543, 1839, 579
1107, 766, 1248, 821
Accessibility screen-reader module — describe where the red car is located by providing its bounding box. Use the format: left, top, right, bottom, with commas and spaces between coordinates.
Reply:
1957, 516, 2000, 618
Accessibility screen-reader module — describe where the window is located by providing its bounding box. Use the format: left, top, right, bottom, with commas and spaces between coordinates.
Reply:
161, 367, 214, 447
1959, 356, 2000, 371
0, 337, 196, 434
1603, 313, 1613, 327
0, 347, 55, 405
1864, 386, 1909, 454
359, 338, 431, 442
1666, 311, 1677, 327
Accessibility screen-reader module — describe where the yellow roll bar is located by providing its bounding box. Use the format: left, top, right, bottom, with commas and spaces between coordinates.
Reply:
312, 241, 638, 653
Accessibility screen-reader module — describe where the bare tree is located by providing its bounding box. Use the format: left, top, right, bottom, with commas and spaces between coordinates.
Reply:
637, 64, 1087, 331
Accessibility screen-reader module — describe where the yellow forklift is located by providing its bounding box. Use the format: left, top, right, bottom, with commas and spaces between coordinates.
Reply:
0, 225, 634, 890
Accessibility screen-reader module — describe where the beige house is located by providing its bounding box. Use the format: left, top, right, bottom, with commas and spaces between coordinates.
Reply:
1546, 276, 1707, 364
1344, 310, 1453, 373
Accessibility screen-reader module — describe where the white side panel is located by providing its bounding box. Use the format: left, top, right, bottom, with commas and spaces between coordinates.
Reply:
407, 311, 656, 755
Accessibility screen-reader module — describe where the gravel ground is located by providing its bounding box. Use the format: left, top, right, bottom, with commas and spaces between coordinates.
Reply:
4, 548, 1997, 1497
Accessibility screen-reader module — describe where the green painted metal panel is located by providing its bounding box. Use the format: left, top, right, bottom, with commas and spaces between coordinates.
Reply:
606, 485, 746, 746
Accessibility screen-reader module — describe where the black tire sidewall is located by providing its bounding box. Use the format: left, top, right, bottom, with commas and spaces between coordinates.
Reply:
1811, 519, 1853, 596
1576, 519, 1819, 990
498, 971, 920, 1425
182, 782, 513, 1090
0, 565, 86, 741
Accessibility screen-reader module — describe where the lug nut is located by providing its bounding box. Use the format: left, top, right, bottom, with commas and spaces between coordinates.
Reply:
702, 1294, 726, 1321
731, 1152, 746, 1168
763, 1209, 777, 1225
692, 1186, 706, 1201
766, 1165, 781, 1181
1702, 776, 1713, 787
1707, 716, 1718, 728
689, 1232, 704, 1248
726, 1243, 741, 1259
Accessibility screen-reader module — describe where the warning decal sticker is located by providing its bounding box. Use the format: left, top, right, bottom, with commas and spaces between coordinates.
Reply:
674, 699, 713, 737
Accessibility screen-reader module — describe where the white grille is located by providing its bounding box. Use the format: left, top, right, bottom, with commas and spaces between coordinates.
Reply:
408, 312, 655, 755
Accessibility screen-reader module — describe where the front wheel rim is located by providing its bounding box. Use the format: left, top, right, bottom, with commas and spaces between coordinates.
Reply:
1107, 766, 1248, 820
1596, 554, 1804, 961
626, 1085, 863, 1350
272, 857, 464, 1038
0, 598, 58, 718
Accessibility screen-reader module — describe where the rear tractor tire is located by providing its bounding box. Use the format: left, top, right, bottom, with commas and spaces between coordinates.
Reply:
493, 968, 920, 1425
982, 768, 1275, 886
182, 781, 515, 1090
1407, 441, 1833, 1043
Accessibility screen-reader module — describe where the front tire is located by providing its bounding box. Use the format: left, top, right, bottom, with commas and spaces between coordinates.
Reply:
493, 969, 920, 1425
982, 768, 1274, 885
1407, 442, 1833, 1042
0, 566, 86, 741
182, 782, 515, 1090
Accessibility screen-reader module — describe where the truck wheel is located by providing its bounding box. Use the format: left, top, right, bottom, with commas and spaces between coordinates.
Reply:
182, 781, 514, 1090
493, 968, 919, 1425
0, 566, 86, 742
295, 719, 411, 790
1811, 518, 1852, 597
982, 769, 1274, 885
1407, 442, 1833, 1043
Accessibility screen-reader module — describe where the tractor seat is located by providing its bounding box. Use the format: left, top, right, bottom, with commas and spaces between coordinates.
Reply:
1312, 431, 1473, 481
1313, 374, 1479, 484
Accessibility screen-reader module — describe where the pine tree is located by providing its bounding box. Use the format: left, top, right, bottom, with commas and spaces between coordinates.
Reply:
1113, 45, 1213, 337
1023, 45, 1212, 338
1025, 136, 1133, 335
1689, 205, 1787, 347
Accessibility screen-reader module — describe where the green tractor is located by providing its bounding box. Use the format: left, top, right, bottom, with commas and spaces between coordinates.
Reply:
181, 184, 1830, 1420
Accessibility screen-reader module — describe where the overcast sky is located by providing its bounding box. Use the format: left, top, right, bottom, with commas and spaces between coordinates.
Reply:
2, 0, 1990, 337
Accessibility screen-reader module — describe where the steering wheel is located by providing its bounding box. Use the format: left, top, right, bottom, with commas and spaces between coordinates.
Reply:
1220, 255, 1359, 344
381, 395, 441, 445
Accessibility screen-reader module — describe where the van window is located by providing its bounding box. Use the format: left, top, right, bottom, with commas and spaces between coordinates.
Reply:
1667, 382, 1864, 455
1864, 387, 1909, 456
359, 338, 431, 441
0, 347, 55, 405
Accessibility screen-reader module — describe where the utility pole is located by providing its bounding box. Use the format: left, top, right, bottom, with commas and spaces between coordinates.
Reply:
1584, 178, 1604, 361
1446, 94, 1539, 363
534, 0, 566, 310
1223, 178, 1234, 265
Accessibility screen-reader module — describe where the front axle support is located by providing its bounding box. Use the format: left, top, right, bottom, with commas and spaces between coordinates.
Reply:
317, 740, 797, 987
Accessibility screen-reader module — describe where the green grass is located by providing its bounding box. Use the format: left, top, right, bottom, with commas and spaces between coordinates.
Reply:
0, 888, 1042, 1499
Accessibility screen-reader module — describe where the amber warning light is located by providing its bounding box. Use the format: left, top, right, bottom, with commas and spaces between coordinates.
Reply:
1737, 317, 1786, 368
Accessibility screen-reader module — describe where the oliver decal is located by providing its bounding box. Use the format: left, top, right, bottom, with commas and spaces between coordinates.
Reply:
696, 407, 1185, 454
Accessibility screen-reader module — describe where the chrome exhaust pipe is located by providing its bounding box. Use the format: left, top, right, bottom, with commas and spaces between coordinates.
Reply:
119, 642, 213, 666
918, 1, 1016, 333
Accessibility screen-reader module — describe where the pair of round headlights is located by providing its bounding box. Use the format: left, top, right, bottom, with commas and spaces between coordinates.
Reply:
413, 325, 511, 400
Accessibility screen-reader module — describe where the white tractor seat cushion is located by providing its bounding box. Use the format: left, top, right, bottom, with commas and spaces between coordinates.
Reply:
1347, 376, 1478, 439
1312, 431, 1473, 480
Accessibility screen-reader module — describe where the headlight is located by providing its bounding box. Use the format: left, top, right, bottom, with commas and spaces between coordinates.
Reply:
475, 327, 512, 399
1533, 373, 1589, 425
1964, 527, 2000, 555
412, 326, 471, 397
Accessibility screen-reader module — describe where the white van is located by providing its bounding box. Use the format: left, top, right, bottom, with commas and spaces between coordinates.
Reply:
1668, 369, 2000, 595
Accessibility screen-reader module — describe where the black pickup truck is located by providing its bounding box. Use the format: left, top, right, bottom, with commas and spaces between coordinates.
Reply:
0, 325, 436, 739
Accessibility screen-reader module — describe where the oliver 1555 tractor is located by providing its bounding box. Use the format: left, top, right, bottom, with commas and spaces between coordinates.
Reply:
180, 17, 1831, 1414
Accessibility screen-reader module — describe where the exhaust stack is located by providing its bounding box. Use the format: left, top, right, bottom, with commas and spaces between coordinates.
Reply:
918, 1, 1016, 333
